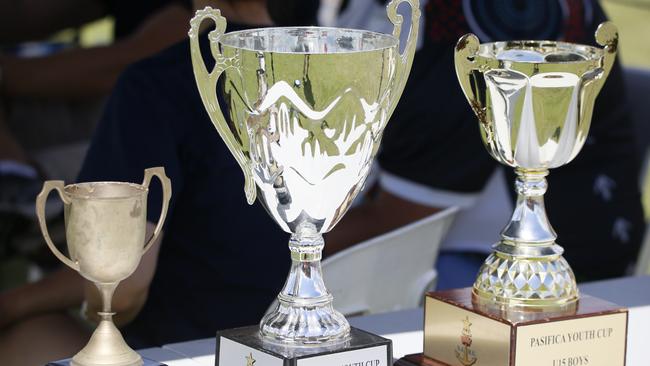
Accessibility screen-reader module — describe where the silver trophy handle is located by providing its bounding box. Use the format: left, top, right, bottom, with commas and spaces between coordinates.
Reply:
386, 0, 420, 114
141, 167, 172, 254
189, 7, 256, 204
36, 180, 79, 271
594, 21, 618, 94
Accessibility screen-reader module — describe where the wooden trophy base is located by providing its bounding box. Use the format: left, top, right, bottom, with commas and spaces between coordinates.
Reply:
395, 354, 445, 366
397, 287, 628, 366
216, 326, 392, 366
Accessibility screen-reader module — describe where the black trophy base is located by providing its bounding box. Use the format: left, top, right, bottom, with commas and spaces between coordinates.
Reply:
47, 357, 166, 366
215, 325, 393, 366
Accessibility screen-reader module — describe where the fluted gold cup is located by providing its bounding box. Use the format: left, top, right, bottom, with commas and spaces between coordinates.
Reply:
36, 167, 171, 366
454, 23, 618, 309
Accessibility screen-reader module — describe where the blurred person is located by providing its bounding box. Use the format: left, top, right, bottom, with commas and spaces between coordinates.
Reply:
330, 0, 645, 288
0, 0, 192, 218
0, 0, 317, 365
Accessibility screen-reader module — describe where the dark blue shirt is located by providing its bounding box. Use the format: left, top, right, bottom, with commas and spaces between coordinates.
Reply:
105, 0, 192, 39
78, 27, 290, 346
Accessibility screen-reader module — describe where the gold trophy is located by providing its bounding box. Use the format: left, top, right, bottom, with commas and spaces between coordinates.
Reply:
36, 168, 171, 366
189, 0, 419, 364
398, 23, 629, 366
454, 25, 620, 308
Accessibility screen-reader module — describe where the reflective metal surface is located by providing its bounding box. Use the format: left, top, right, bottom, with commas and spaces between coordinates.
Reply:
454, 23, 618, 308
36, 168, 171, 366
189, 0, 420, 345
471, 294, 577, 323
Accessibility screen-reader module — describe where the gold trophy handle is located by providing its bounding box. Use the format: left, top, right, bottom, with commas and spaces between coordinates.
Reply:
188, 7, 256, 204
594, 21, 618, 93
36, 181, 79, 271
386, 0, 421, 114
453, 33, 482, 114
142, 167, 172, 254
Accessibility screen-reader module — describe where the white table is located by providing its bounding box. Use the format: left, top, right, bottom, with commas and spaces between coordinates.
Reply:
137, 347, 202, 366
143, 276, 650, 365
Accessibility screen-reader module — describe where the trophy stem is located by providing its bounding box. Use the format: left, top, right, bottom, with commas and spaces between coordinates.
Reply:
260, 226, 350, 346
500, 169, 556, 246
71, 283, 143, 366
473, 168, 579, 309
98, 282, 118, 314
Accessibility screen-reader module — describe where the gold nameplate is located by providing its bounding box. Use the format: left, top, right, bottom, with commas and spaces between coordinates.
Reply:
419, 288, 628, 366
425, 296, 510, 366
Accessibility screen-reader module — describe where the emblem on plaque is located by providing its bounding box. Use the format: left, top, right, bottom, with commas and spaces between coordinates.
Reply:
245, 352, 256, 366
455, 317, 477, 366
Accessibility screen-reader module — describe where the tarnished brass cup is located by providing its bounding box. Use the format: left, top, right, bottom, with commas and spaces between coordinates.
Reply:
454, 23, 618, 309
36, 167, 171, 366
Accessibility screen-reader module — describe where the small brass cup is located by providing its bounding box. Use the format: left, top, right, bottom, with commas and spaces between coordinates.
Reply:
36, 167, 172, 366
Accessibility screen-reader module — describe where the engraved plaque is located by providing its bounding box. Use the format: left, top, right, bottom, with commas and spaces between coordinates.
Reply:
398, 288, 628, 366
515, 312, 626, 366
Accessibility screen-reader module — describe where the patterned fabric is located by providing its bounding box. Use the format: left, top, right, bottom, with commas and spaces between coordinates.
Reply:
425, 0, 468, 43
424, 0, 589, 43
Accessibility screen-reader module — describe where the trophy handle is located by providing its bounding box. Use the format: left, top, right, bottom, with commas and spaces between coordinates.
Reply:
454, 33, 484, 118
386, 0, 420, 114
142, 167, 172, 254
594, 21, 618, 93
188, 7, 256, 205
36, 181, 79, 271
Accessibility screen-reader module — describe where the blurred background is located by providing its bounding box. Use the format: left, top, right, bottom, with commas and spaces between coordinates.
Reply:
0, 0, 650, 366
0, 0, 649, 293
605, 0, 650, 218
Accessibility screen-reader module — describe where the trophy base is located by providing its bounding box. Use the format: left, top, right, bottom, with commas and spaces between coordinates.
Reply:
215, 325, 392, 366
394, 354, 443, 366
47, 357, 164, 366
397, 288, 628, 366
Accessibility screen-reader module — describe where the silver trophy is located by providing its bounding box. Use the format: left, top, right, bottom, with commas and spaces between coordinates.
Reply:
189, 0, 419, 346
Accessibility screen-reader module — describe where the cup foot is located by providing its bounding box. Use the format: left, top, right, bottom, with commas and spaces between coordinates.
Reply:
260, 299, 351, 346
71, 358, 142, 366
473, 251, 579, 309
70, 319, 143, 366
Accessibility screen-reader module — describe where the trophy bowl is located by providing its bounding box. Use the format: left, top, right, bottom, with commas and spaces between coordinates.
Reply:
36, 168, 171, 366
454, 23, 618, 309
189, 0, 420, 345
